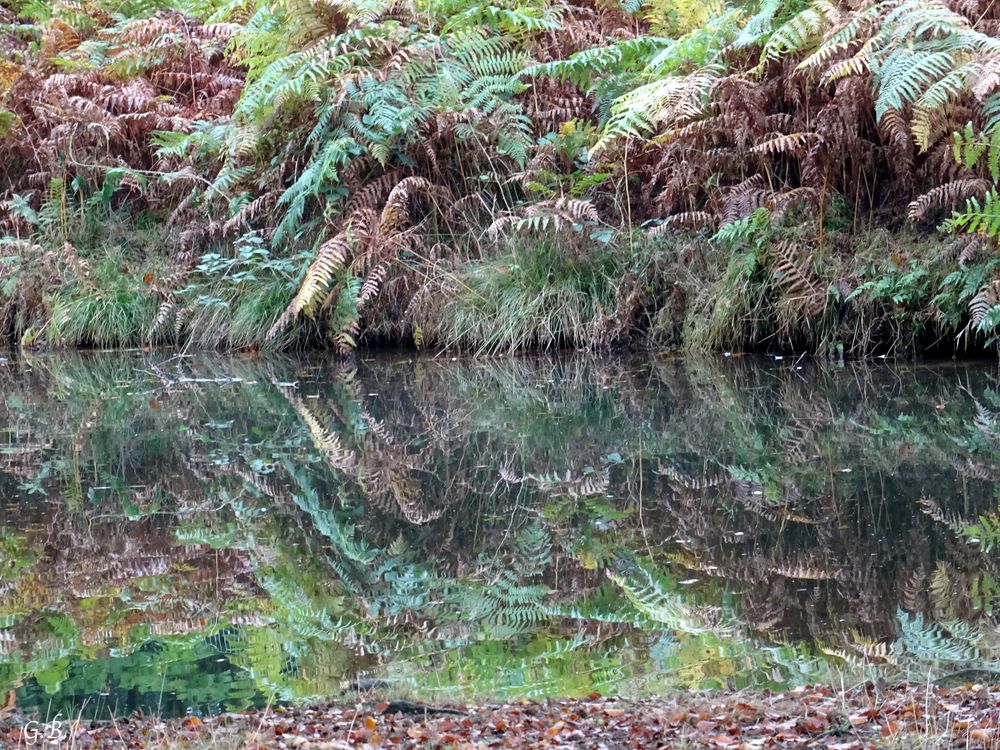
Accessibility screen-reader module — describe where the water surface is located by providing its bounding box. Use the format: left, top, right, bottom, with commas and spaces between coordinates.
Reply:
2, 352, 1000, 718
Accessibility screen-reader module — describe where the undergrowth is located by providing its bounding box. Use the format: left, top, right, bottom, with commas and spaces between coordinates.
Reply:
3, 209, 999, 357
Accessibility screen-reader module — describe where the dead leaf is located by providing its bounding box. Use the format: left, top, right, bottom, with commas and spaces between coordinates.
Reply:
710, 735, 737, 747
546, 721, 565, 737
881, 720, 902, 736
801, 715, 829, 733
971, 728, 994, 743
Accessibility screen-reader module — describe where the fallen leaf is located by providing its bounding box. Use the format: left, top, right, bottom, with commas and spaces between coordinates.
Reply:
710, 735, 737, 747
971, 728, 994, 743
881, 720, 902, 737
801, 715, 829, 733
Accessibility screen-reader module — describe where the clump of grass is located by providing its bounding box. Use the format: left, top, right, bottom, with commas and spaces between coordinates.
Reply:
228, 280, 301, 350
413, 239, 624, 354
47, 256, 159, 347
178, 275, 303, 351
2, 218, 177, 348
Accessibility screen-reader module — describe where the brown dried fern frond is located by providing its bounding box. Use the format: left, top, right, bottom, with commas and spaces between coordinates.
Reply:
771, 241, 827, 317
751, 132, 824, 157
647, 212, 716, 234
907, 178, 990, 222
223, 192, 278, 235
377, 176, 450, 234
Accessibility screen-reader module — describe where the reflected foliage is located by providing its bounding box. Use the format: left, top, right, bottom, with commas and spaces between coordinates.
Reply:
2, 353, 1000, 717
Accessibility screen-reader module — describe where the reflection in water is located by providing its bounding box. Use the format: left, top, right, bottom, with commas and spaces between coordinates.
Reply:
1, 353, 1000, 718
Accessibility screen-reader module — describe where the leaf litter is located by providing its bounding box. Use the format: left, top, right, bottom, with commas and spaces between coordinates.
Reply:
4, 682, 1000, 748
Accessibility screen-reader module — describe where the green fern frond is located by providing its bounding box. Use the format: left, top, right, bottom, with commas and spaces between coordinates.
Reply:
442, 4, 562, 34
759, 0, 841, 63
952, 123, 1000, 182
608, 558, 718, 633
943, 188, 1000, 238
594, 66, 721, 152
526, 37, 673, 93
873, 48, 960, 122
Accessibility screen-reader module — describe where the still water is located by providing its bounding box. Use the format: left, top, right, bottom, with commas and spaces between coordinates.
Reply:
2, 352, 1000, 719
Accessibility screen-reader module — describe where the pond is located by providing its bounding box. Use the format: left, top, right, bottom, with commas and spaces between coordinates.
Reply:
2, 352, 1000, 720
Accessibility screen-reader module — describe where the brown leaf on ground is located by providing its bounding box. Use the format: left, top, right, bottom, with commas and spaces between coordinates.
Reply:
5, 683, 1000, 748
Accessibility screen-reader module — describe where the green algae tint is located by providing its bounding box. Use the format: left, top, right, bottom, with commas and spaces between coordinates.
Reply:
2, 352, 1000, 719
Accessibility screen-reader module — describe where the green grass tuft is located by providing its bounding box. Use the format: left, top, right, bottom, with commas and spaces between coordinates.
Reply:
414, 240, 623, 354
47, 258, 158, 348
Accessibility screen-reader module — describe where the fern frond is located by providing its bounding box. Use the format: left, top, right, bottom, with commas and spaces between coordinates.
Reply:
267, 230, 352, 340
945, 188, 1000, 237
594, 66, 721, 152
909, 178, 990, 222
760, 0, 842, 63
966, 278, 1000, 337
751, 132, 823, 156
647, 211, 715, 233
771, 241, 827, 316
952, 123, 1000, 181
358, 262, 387, 309
874, 48, 961, 122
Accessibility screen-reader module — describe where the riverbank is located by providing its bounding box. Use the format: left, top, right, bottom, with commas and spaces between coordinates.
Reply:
5, 684, 1000, 749
4, 220, 999, 359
